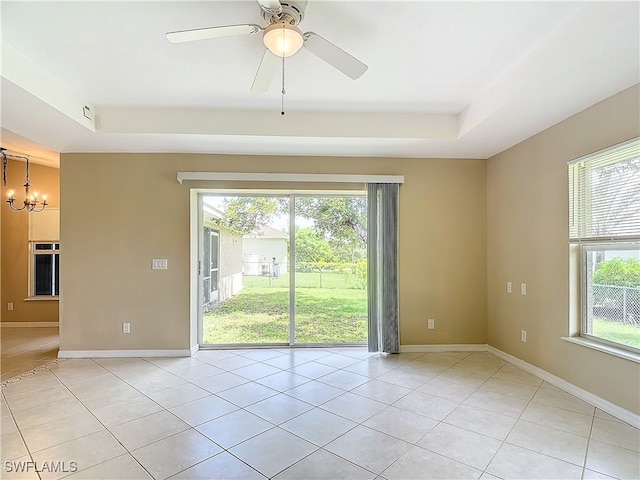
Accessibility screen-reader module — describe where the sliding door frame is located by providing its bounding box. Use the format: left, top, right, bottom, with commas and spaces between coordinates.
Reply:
196, 191, 369, 348
184, 174, 404, 352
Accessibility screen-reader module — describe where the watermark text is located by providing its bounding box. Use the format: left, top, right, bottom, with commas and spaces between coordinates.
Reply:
4, 460, 78, 474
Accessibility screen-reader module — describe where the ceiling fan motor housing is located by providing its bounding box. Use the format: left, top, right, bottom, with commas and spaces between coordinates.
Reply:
263, 1, 306, 26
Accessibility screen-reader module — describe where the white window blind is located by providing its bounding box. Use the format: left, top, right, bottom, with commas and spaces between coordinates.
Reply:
28, 207, 60, 242
568, 138, 640, 242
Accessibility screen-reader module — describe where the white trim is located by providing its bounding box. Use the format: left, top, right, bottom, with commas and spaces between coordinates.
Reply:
58, 349, 191, 358
177, 172, 405, 185
190, 344, 199, 356
46, 340, 640, 426
400, 344, 487, 352
197, 188, 366, 196
562, 336, 640, 363
488, 346, 640, 428
401, 343, 638, 426
1, 322, 58, 327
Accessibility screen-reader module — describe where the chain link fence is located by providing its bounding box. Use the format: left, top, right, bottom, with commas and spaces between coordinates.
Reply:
592, 284, 640, 326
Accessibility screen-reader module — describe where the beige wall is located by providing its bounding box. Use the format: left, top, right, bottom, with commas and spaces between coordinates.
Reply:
487, 85, 640, 414
214, 225, 244, 302
59, 154, 487, 351
217, 229, 243, 288
49, 84, 640, 414
1, 158, 60, 323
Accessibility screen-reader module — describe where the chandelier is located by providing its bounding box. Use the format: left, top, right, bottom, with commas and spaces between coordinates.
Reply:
1, 147, 48, 213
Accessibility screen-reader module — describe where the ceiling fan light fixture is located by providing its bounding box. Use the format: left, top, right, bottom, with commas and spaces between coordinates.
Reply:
263, 22, 303, 57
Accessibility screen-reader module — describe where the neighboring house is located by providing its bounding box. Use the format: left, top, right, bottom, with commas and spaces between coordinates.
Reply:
203, 203, 243, 308
242, 224, 288, 276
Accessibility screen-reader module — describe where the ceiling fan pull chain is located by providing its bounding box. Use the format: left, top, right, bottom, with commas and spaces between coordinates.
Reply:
281, 26, 286, 115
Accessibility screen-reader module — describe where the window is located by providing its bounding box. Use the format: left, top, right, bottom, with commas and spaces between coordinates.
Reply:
569, 138, 640, 352
31, 242, 59, 297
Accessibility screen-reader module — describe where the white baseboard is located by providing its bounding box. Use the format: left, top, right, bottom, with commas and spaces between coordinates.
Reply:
400, 343, 638, 427
1, 322, 59, 327
190, 344, 199, 356
58, 349, 191, 359
54, 341, 638, 427
400, 344, 487, 353
487, 346, 640, 429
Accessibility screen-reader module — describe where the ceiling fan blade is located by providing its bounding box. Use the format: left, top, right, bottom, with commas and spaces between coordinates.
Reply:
256, 0, 282, 15
303, 32, 368, 80
166, 24, 261, 43
251, 49, 281, 93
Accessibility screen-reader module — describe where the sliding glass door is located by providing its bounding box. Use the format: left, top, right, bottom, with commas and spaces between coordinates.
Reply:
200, 195, 290, 345
198, 193, 367, 347
293, 196, 368, 344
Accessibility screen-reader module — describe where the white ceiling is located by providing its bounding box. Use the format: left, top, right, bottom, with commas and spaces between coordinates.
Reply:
1, 1, 638, 167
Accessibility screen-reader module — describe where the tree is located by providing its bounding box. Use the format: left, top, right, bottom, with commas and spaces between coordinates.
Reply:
215, 196, 367, 245
295, 197, 367, 264
295, 228, 337, 287
588, 157, 640, 270
216, 197, 281, 235
295, 228, 336, 266
594, 258, 640, 288
590, 157, 640, 239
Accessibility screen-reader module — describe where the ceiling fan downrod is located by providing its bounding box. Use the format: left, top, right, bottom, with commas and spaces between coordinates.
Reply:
262, 1, 305, 26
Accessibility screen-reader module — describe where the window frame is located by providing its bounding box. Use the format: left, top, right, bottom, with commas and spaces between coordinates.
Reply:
29, 241, 60, 298
568, 138, 640, 355
579, 242, 640, 354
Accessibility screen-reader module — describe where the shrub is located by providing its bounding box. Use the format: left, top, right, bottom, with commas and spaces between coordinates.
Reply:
594, 257, 640, 287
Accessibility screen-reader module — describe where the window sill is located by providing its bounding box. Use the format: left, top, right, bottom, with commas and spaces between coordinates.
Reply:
24, 296, 59, 302
562, 336, 640, 364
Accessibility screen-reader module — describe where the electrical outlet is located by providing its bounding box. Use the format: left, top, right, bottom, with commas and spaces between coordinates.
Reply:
7, 303, 14, 311
123, 323, 131, 334
427, 318, 435, 329
506, 282, 512, 293
520, 282, 527, 295
521, 330, 527, 342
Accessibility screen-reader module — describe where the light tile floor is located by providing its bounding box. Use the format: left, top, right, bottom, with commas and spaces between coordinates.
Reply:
0, 328, 59, 381
1, 348, 639, 480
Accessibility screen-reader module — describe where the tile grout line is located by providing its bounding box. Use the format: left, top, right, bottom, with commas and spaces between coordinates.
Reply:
3, 349, 637, 479
581, 411, 597, 480
418, 356, 508, 478
46, 358, 157, 480
479, 366, 547, 479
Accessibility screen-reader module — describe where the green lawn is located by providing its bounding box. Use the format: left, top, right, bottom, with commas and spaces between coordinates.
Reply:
593, 318, 640, 348
203, 272, 367, 344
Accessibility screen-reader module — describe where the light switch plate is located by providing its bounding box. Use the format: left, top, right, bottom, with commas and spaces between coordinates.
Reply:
152, 259, 168, 270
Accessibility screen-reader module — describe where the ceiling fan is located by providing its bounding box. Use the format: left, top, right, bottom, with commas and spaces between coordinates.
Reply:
166, 0, 368, 93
